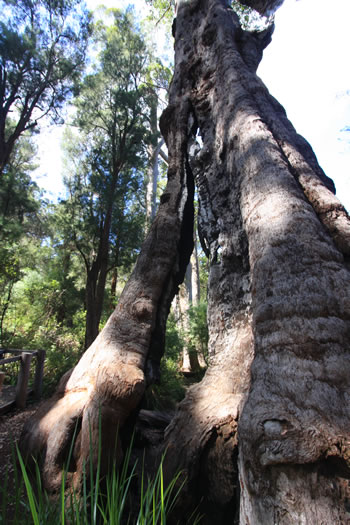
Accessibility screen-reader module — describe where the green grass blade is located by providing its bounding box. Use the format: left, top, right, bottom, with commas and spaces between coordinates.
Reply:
60, 470, 66, 525
0, 467, 8, 524
16, 446, 39, 525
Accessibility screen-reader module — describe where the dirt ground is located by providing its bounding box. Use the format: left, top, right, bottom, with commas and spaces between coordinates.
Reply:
0, 401, 44, 491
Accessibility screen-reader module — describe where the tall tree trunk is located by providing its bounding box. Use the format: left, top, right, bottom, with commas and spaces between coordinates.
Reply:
83, 169, 120, 349
179, 255, 204, 374
192, 233, 201, 305
83, 233, 110, 349
84, 268, 99, 349
145, 94, 164, 232
162, 0, 350, 523
109, 241, 120, 311
177, 265, 194, 374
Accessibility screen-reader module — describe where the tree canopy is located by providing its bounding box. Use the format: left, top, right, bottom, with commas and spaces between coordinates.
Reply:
0, 0, 90, 175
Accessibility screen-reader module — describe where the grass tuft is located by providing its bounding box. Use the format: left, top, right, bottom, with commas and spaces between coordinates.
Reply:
0, 423, 201, 525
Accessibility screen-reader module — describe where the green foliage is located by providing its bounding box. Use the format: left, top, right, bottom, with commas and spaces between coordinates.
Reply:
0, 246, 21, 345
0, 132, 40, 240
230, 1, 274, 29
66, 6, 154, 256
0, 0, 90, 173
148, 356, 186, 410
165, 311, 185, 360
145, 0, 175, 32
188, 301, 208, 359
145, 313, 186, 410
59, 8, 158, 346
1, 257, 85, 393
0, 131, 43, 345
0, 2, 163, 379
0, 433, 196, 525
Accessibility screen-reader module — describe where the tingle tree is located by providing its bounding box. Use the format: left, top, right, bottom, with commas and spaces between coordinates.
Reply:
0, 0, 90, 175
20, 0, 350, 523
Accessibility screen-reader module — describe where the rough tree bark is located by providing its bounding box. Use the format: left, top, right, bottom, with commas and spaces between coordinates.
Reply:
20, 0, 350, 522
161, 0, 350, 523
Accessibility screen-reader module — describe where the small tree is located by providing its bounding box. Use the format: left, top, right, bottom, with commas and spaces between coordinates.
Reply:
63, 8, 153, 348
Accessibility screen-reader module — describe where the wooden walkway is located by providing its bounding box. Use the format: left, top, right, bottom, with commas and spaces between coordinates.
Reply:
0, 349, 45, 415
0, 385, 19, 415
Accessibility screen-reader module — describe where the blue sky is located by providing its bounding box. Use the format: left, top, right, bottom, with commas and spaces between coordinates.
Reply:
258, 0, 350, 210
34, 0, 350, 210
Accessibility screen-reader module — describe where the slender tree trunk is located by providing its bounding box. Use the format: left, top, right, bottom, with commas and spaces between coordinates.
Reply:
109, 242, 120, 310
145, 94, 164, 232
177, 265, 195, 374
179, 257, 203, 374
192, 233, 201, 305
83, 168, 119, 349
191, 234, 207, 368
84, 270, 98, 349
0, 139, 13, 177
84, 244, 109, 349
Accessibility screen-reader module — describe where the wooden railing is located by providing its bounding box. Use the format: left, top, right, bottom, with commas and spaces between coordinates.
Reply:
0, 349, 45, 410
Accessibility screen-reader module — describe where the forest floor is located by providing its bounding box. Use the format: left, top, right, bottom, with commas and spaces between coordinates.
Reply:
0, 400, 45, 500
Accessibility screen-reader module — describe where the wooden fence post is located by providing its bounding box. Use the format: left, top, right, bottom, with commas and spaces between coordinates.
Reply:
34, 350, 45, 398
15, 352, 33, 409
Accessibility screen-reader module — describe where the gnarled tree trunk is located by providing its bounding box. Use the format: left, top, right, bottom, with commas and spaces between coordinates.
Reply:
21, 0, 350, 522
162, 0, 350, 523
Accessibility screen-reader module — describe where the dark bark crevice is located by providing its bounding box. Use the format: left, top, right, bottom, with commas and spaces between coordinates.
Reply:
146, 111, 196, 383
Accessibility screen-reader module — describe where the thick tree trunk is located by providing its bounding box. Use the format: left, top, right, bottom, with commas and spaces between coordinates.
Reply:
162, 0, 350, 523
